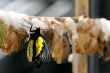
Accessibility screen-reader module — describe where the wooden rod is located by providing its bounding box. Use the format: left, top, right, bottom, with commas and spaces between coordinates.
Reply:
73, 0, 89, 73
75, 0, 89, 17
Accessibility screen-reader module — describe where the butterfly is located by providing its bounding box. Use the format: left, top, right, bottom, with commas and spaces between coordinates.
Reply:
23, 19, 52, 68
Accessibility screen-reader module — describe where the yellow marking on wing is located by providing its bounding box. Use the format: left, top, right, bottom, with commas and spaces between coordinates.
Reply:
27, 40, 34, 62
36, 36, 43, 57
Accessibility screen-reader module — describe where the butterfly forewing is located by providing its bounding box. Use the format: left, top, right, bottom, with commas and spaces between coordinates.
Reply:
36, 36, 44, 57
27, 40, 34, 62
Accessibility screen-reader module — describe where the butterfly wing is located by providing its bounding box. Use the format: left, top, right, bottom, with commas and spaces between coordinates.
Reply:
30, 36, 43, 68
35, 36, 52, 64
27, 40, 34, 62
40, 40, 52, 63
36, 36, 44, 57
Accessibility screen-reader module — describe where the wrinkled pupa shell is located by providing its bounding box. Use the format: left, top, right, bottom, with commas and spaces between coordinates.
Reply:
75, 18, 104, 55
4, 25, 28, 55
51, 31, 70, 64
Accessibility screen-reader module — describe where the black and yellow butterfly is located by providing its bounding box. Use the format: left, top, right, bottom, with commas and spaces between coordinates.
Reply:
24, 21, 52, 68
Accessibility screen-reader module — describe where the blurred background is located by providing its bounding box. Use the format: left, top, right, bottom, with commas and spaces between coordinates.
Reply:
0, 0, 75, 16
0, 0, 110, 73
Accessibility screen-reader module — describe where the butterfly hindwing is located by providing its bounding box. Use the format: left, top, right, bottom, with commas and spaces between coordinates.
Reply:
40, 40, 52, 63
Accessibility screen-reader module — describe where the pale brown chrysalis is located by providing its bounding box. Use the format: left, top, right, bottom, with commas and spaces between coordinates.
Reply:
4, 25, 28, 55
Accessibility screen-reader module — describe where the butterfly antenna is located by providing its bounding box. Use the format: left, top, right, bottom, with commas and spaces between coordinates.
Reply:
23, 18, 33, 32
19, 23, 30, 28
23, 18, 33, 26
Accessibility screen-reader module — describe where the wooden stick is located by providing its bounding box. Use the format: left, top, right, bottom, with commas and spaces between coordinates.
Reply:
73, 0, 89, 73
75, 0, 89, 17
75, 0, 81, 17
